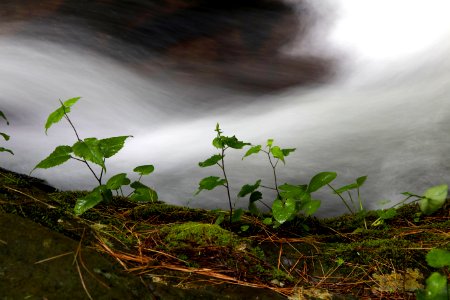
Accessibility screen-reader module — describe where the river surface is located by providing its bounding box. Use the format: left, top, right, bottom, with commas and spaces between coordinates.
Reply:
1, 0, 450, 216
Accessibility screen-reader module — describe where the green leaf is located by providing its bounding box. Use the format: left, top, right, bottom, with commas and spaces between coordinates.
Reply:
301, 199, 321, 216
133, 165, 155, 176
418, 272, 448, 300
240, 225, 250, 232
281, 148, 296, 156
231, 208, 244, 222
212, 137, 224, 149
98, 136, 132, 158
1, 133, 10, 141
307, 172, 337, 193
238, 180, 261, 197
0, 111, 9, 125
334, 182, 358, 194
249, 191, 263, 203
267, 139, 274, 148
262, 218, 273, 225
420, 184, 448, 215
279, 184, 310, 202
45, 97, 81, 134
426, 249, 450, 268
0, 147, 14, 155
214, 123, 222, 134
223, 136, 250, 149
215, 212, 225, 225
198, 154, 223, 167
272, 198, 296, 224
32, 145, 72, 171
377, 208, 397, 220
270, 146, 285, 163
248, 201, 260, 216
93, 185, 113, 203
356, 176, 368, 187
106, 173, 130, 190
130, 181, 148, 190
402, 192, 414, 196
74, 189, 103, 215
243, 145, 261, 159
130, 187, 158, 202
195, 176, 227, 195
72, 138, 105, 169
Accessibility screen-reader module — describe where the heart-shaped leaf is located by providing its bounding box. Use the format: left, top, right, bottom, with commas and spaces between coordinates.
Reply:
426, 249, 450, 268
272, 198, 296, 224
106, 173, 130, 190
308, 172, 337, 193
419, 184, 448, 215
133, 165, 155, 175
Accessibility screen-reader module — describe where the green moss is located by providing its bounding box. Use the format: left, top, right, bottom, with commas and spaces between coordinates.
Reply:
161, 222, 242, 249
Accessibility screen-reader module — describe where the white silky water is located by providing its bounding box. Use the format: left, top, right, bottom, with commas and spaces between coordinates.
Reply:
1, 0, 450, 216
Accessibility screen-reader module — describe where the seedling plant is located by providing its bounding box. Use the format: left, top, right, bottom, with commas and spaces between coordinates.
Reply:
32, 97, 157, 215
0, 111, 13, 155
196, 124, 337, 227
417, 248, 450, 299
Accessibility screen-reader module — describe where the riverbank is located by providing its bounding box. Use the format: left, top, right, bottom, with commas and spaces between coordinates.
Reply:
1, 167, 448, 299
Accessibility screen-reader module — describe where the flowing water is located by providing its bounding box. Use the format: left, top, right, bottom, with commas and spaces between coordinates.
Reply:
1, 0, 450, 216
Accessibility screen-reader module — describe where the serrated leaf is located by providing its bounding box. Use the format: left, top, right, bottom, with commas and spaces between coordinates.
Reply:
130, 187, 158, 202
45, 97, 80, 134
272, 198, 296, 224
223, 135, 250, 149
133, 165, 155, 175
0, 147, 14, 155
1, 133, 10, 141
281, 148, 296, 156
420, 184, 448, 215
106, 173, 130, 190
74, 190, 102, 215
195, 176, 226, 195
249, 191, 263, 203
307, 172, 337, 193
301, 199, 321, 216
32, 145, 72, 171
0, 111, 9, 124
199, 154, 223, 167
426, 249, 450, 268
243, 145, 261, 159
231, 208, 244, 222
212, 137, 224, 149
98, 136, 132, 158
270, 146, 285, 163
238, 180, 261, 197
73, 138, 105, 169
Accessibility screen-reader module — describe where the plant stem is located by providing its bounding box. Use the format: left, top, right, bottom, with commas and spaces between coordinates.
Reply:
327, 184, 354, 214
267, 152, 280, 198
71, 156, 102, 185
219, 148, 233, 223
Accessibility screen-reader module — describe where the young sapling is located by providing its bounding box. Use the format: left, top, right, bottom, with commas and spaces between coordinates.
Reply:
32, 97, 158, 215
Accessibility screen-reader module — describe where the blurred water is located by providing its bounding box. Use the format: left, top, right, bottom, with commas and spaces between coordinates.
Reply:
1, 1, 450, 216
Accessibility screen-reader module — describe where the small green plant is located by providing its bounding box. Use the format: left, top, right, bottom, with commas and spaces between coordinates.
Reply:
242, 138, 336, 226
32, 97, 157, 215
0, 111, 13, 155
416, 248, 450, 299
328, 176, 367, 215
372, 184, 448, 226
196, 123, 250, 222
